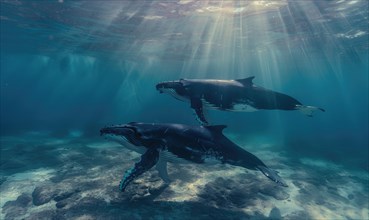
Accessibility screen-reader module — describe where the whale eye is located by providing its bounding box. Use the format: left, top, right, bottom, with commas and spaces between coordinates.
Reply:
130, 127, 142, 138
123, 126, 142, 138
135, 132, 142, 138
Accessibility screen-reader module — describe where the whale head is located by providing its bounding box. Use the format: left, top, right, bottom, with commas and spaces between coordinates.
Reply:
156, 80, 183, 93
100, 123, 144, 146
155, 80, 189, 101
100, 122, 166, 151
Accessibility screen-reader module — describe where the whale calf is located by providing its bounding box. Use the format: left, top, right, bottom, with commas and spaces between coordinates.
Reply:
100, 122, 287, 192
156, 76, 325, 124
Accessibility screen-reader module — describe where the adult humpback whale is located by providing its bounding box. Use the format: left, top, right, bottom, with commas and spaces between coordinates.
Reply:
156, 76, 325, 125
100, 122, 287, 192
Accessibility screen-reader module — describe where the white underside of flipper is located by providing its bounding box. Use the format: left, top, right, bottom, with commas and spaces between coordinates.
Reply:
156, 154, 171, 183
155, 150, 195, 183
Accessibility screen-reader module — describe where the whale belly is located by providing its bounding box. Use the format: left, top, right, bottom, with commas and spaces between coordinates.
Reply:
199, 94, 258, 112
230, 103, 259, 112
201, 99, 259, 112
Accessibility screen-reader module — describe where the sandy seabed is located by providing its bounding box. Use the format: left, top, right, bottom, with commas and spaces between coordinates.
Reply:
1, 134, 368, 220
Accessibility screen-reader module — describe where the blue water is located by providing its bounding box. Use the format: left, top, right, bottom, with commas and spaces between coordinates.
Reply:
1, 1, 368, 219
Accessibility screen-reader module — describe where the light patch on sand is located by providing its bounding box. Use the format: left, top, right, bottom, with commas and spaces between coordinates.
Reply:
89, 166, 102, 172
343, 169, 369, 181
75, 214, 95, 220
142, 15, 164, 20
0, 168, 55, 219
6, 168, 54, 182
299, 158, 342, 170
44, 138, 69, 145
164, 181, 200, 202
347, 0, 358, 5
178, 0, 194, 5
239, 174, 299, 217
86, 141, 119, 149
307, 204, 342, 219
336, 181, 357, 199
250, 176, 367, 220
361, 208, 369, 219
345, 207, 369, 220
272, 183, 304, 215
306, 201, 368, 220
158, 166, 246, 202
21, 200, 57, 219
0, 186, 22, 210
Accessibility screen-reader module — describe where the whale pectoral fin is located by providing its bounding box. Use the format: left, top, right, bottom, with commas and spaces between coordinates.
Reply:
296, 105, 325, 117
119, 149, 159, 192
156, 155, 171, 183
257, 166, 288, 187
190, 97, 208, 125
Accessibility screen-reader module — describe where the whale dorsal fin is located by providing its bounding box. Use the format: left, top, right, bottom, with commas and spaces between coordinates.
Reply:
180, 78, 190, 87
205, 125, 227, 134
235, 76, 255, 86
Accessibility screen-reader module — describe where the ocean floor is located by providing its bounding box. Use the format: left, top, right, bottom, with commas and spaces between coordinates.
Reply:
0, 133, 368, 220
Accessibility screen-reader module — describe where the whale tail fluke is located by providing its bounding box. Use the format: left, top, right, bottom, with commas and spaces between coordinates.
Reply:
257, 166, 288, 187
296, 105, 325, 117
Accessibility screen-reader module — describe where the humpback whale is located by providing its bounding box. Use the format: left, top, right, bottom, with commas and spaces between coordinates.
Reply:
156, 76, 325, 125
100, 122, 287, 192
